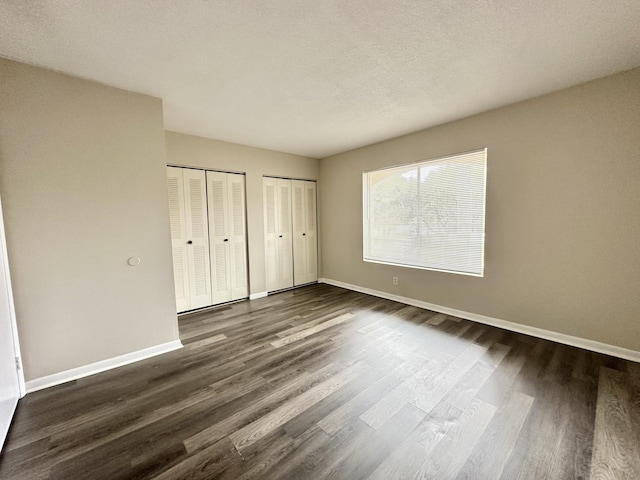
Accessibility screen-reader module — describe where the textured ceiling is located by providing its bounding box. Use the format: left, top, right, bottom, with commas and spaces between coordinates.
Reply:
1, 1, 640, 158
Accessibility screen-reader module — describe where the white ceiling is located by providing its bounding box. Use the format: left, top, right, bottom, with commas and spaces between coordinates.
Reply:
1, 1, 640, 158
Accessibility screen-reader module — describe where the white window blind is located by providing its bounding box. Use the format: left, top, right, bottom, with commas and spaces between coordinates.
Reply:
363, 148, 487, 276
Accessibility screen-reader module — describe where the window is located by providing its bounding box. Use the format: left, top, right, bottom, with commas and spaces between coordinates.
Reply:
363, 148, 487, 277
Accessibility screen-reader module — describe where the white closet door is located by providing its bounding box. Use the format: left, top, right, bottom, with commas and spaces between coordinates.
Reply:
167, 167, 191, 312
276, 179, 294, 290
207, 171, 231, 304
293, 180, 318, 285
264, 177, 294, 292
182, 168, 212, 310
292, 180, 307, 285
264, 178, 280, 292
206, 171, 248, 305
227, 174, 248, 301
303, 181, 318, 283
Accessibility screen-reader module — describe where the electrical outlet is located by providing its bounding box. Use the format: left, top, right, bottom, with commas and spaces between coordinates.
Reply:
392, 276, 398, 285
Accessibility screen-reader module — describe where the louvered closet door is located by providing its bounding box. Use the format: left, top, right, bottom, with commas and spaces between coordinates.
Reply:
207, 171, 231, 304
264, 178, 280, 292
227, 174, 248, 301
276, 179, 294, 290
292, 180, 307, 285
207, 172, 248, 304
264, 177, 294, 292
182, 168, 212, 310
292, 180, 318, 286
167, 167, 191, 312
304, 181, 318, 282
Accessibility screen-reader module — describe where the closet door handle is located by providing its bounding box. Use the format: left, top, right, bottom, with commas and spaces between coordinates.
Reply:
224, 239, 229, 242
279, 235, 283, 238
187, 240, 193, 245
302, 233, 306, 236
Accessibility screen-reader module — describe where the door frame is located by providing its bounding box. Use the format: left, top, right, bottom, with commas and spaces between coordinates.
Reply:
0, 195, 26, 398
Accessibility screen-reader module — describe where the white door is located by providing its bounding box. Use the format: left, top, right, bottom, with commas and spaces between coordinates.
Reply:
227, 173, 249, 301
292, 180, 306, 285
264, 177, 279, 292
303, 180, 319, 283
167, 167, 191, 312
276, 179, 294, 290
0, 196, 23, 450
293, 180, 318, 286
167, 167, 212, 312
182, 169, 212, 310
264, 177, 294, 292
207, 171, 248, 304
207, 171, 231, 304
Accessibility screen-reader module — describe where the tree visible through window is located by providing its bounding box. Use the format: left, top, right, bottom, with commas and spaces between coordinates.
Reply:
363, 149, 486, 276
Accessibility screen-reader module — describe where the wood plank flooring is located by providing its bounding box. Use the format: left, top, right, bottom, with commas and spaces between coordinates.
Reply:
1, 283, 639, 479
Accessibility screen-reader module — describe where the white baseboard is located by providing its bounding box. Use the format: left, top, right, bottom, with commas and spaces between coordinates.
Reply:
318, 278, 640, 363
25, 340, 183, 393
249, 291, 268, 300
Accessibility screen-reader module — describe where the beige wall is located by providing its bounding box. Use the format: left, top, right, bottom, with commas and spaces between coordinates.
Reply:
2, 55, 637, 384
165, 131, 319, 295
0, 59, 180, 382
320, 68, 640, 352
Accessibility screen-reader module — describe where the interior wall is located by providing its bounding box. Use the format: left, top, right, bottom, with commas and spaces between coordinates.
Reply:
0, 58, 180, 382
320, 67, 640, 352
165, 131, 320, 295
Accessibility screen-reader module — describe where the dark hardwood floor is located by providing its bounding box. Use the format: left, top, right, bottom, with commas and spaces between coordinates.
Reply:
1, 283, 639, 479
